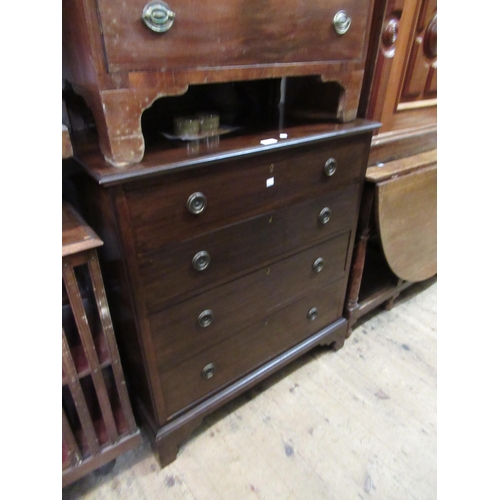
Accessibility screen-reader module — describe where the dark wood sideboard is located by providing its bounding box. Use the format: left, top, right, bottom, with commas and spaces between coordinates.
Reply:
62, 0, 382, 467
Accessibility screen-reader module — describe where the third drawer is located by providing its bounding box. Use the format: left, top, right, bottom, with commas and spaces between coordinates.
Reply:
149, 231, 351, 369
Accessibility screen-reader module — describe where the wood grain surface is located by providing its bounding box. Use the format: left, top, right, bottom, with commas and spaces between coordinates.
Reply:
158, 279, 345, 419
63, 125, 73, 159
125, 134, 367, 249
366, 148, 436, 182
136, 187, 358, 311
97, 0, 371, 72
62, 202, 103, 257
149, 233, 351, 369
375, 164, 437, 281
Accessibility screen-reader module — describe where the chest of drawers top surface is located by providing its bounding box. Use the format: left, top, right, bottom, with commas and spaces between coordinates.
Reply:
76, 120, 379, 186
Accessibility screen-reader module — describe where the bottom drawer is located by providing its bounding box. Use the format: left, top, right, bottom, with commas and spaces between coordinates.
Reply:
159, 278, 345, 420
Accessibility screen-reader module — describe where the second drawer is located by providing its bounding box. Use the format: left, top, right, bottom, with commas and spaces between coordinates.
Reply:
137, 185, 359, 312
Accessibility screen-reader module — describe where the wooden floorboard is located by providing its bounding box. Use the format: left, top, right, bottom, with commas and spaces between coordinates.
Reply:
62, 279, 437, 500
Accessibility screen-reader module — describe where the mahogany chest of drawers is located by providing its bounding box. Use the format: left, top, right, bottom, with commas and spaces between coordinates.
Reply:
76, 119, 378, 466
64, 0, 380, 469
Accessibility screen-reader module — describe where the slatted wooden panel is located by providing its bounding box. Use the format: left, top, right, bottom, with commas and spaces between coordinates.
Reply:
62, 406, 81, 469
87, 251, 138, 433
62, 327, 101, 457
62, 202, 141, 487
63, 258, 119, 444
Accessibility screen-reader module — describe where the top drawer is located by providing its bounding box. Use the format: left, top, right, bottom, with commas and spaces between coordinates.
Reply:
126, 135, 369, 253
96, 0, 372, 72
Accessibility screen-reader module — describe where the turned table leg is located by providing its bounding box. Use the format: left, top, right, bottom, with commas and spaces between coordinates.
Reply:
344, 183, 375, 338
382, 279, 406, 310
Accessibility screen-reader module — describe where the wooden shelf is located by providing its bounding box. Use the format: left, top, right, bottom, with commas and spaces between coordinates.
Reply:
359, 241, 397, 299
356, 240, 413, 318
62, 430, 141, 487
366, 149, 437, 183
62, 202, 102, 257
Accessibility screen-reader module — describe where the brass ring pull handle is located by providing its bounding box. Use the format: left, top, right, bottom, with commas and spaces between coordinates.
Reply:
201, 363, 216, 380
142, 1, 176, 33
318, 207, 332, 225
333, 11, 352, 35
187, 192, 207, 215
192, 251, 211, 271
324, 158, 337, 177
313, 258, 325, 273
307, 307, 318, 321
198, 309, 213, 328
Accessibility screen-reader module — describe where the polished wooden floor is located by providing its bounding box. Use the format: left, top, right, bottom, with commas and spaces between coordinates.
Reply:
63, 278, 437, 500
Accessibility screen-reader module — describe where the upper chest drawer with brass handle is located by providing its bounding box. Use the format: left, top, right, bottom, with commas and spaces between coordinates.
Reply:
142, 1, 175, 32
126, 134, 369, 254
95, 0, 372, 73
137, 186, 358, 313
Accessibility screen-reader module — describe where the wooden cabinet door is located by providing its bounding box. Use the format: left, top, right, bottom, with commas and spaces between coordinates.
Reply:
400, 0, 437, 102
361, 0, 437, 135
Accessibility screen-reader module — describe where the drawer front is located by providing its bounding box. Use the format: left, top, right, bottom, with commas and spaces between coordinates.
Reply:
127, 135, 368, 254
150, 232, 350, 367
97, 0, 372, 73
137, 185, 358, 312
159, 279, 345, 419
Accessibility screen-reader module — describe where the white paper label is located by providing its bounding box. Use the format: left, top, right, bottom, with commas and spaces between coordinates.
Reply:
266, 177, 275, 188
260, 138, 278, 145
